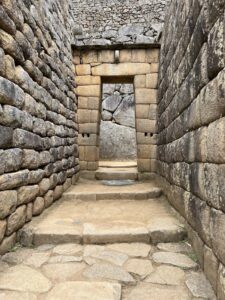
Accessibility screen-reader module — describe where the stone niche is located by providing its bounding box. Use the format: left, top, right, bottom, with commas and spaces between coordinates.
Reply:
74, 48, 159, 173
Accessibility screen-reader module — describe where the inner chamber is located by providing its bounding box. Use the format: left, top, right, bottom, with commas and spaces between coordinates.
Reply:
99, 82, 137, 163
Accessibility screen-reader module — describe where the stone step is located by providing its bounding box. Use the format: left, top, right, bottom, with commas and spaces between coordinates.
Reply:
95, 167, 138, 181
62, 179, 162, 201
19, 196, 187, 247
99, 161, 137, 168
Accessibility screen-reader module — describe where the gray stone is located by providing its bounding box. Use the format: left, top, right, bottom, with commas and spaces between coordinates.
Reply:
113, 95, 135, 128
186, 272, 216, 299
157, 242, 192, 254
0, 220, 6, 242
83, 263, 135, 283
87, 249, 129, 266
0, 76, 24, 108
0, 233, 16, 255
32, 197, 45, 216
118, 24, 144, 36
0, 190, 17, 219
6, 205, 26, 235
17, 185, 39, 205
0, 125, 13, 149
152, 252, 198, 270
136, 35, 155, 44
0, 169, 29, 190
44, 281, 121, 300
53, 243, 83, 255
102, 94, 122, 112
99, 121, 137, 160
102, 110, 113, 121
0, 149, 23, 174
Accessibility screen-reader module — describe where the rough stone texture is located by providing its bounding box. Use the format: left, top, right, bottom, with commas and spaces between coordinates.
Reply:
0, 0, 78, 253
152, 252, 198, 270
157, 0, 225, 296
72, 0, 169, 47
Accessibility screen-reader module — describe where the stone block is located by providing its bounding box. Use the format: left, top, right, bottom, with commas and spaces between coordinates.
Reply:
0, 29, 24, 63
0, 191, 17, 219
6, 205, 26, 236
4, 54, 15, 81
0, 220, 6, 243
136, 119, 157, 133
0, 170, 29, 190
82, 51, 98, 64
136, 132, 157, 145
0, 125, 13, 149
0, 233, 16, 255
210, 208, 225, 266
13, 129, 44, 151
135, 88, 157, 104
134, 75, 146, 88
137, 145, 157, 159
39, 178, 51, 196
0, 76, 24, 108
33, 197, 45, 216
207, 17, 224, 79
76, 64, 91, 75
203, 245, 218, 292
75, 76, 100, 85
76, 85, 100, 97
84, 146, 99, 161
150, 63, 159, 73
131, 49, 146, 63
79, 123, 99, 134
138, 159, 151, 172
146, 49, 160, 63
146, 73, 158, 89
119, 49, 132, 62
0, 6, 16, 35
98, 50, 115, 63
0, 148, 23, 174
136, 104, 150, 119
26, 203, 33, 222
218, 264, 225, 300
17, 185, 39, 205
92, 63, 151, 76
207, 117, 225, 163
44, 190, 54, 208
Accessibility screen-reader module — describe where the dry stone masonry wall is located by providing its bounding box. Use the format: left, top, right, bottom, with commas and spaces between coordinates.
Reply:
72, 0, 169, 47
100, 83, 137, 160
74, 49, 159, 173
157, 0, 225, 297
0, 0, 78, 254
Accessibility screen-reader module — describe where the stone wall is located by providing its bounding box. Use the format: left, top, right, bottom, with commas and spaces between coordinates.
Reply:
74, 48, 159, 173
157, 0, 225, 297
72, 0, 169, 47
0, 0, 78, 254
100, 83, 137, 160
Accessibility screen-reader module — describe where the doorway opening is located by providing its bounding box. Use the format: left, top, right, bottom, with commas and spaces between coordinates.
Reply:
99, 78, 137, 168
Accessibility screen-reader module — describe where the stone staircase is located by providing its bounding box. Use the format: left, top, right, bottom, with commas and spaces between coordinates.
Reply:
19, 178, 187, 247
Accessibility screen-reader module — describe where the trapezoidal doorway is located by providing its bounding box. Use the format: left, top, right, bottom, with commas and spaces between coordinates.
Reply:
74, 48, 159, 178
99, 78, 137, 169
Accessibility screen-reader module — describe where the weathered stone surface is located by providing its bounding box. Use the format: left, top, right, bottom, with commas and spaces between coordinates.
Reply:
83, 263, 135, 283
0, 233, 16, 255
0, 190, 17, 219
32, 197, 45, 216
92, 63, 151, 76
102, 94, 121, 112
126, 283, 190, 300
185, 272, 216, 299
6, 205, 26, 235
17, 185, 39, 205
0, 125, 13, 149
99, 122, 137, 160
157, 242, 192, 254
113, 95, 135, 128
45, 281, 121, 300
125, 258, 154, 277
107, 243, 151, 258
0, 220, 6, 242
145, 265, 185, 285
0, 265, 52, 293
152, 252, 198, 270
102, 110, 113, 121
87, 249, 128, 266
53, 244, 83, 256
218, 264, 225, 300
42, 262, 86, 282
48, 255, 82, 264
24, 252, 50, 268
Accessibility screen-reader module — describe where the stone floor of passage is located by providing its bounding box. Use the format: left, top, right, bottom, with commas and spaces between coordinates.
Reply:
0, 241, 216, 300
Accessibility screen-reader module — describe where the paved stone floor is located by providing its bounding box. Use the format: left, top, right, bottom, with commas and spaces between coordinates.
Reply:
0, 241, 216, 299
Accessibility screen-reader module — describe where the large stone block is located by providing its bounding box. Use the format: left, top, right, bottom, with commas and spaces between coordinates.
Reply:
82, 51, 98, 64
135, 88, 157, 104
0, 220, 6, 243
98, 50, 115, 63
0, 191, 17, 219
203, 245, 218, 292
218, 264, 225, 300
76, 64, 91, 75
131, 49, 146, 63
13, 129, 44, 150
119, 49, 132, 63
75, 76, 100, 85
17, 185, 39, 205
79, 123, 99, 134
134, 75, 146, 88
0, 233, 16, 255
0, 29, 24, 63
6, 205, 26, 236
146, 73, 158, 89
136, 132, 157, 145
76, 85, 100, 97
0, 125, 13, 149
22, 149, 41, 169
146, 49, 160, 63
0, 76, 24, 108
0, 170, 29, 190
92, 63, 151, 76
137, 159, 151, 172
0, 148, 22, 174
137, 145, 157, 159
136, 119, 157, 133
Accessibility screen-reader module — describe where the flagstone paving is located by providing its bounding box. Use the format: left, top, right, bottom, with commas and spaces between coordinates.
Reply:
0, 242, 216, 299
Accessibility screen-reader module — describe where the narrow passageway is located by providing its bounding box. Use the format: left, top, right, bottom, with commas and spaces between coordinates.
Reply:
0, 174, 216, 299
